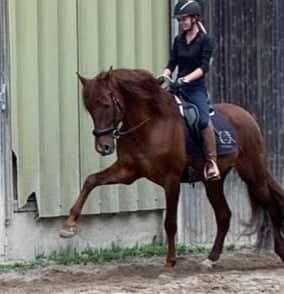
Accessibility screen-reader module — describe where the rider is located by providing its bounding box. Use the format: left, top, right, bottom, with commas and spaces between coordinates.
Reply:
163, 0, 220, 181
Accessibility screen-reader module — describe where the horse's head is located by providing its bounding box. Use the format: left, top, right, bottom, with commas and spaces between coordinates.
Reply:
77, 72, 123, 156
77, 68, 173, 156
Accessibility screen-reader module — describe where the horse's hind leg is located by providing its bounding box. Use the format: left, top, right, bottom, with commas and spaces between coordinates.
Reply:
203, 178, 232, 264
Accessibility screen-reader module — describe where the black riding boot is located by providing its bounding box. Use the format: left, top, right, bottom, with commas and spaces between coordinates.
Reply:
201, 125, 221, 181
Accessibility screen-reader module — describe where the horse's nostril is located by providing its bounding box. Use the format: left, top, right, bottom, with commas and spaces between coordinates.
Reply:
104, 144, 109, 151
96, 142, 114, 156
103, 144, 113, 153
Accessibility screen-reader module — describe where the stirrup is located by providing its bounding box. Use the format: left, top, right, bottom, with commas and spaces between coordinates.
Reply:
204, 159, 221, 181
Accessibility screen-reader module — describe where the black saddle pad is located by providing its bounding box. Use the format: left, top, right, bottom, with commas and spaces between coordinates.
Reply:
184, 109, 238, 156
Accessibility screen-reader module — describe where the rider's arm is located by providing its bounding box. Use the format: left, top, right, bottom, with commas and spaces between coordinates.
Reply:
164, 37, 178, 76
182, 67, 204, 83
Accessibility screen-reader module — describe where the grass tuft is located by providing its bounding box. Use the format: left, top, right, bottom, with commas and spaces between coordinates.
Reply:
0, 242, 248, 272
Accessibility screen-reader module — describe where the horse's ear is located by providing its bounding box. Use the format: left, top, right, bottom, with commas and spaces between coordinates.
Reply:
76, 72, 88, 86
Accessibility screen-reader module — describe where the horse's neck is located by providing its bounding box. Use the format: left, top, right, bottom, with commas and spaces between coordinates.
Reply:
123, 93, 180, 127
125, 98, 179, 135
124, 104, 152, 128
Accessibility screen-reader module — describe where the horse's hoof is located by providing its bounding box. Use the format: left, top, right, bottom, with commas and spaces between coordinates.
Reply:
59, 225, 79, 238
159, 266, 175, 280
163, 265, 175, 273
200, 258, 216, 270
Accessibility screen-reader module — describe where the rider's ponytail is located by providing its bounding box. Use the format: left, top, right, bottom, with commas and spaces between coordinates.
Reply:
197, 21, 207, 34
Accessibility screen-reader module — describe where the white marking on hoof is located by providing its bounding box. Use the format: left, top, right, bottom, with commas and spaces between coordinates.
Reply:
158, 272, 173, 280
59, 226, 79, 239
200, 258, 216, 269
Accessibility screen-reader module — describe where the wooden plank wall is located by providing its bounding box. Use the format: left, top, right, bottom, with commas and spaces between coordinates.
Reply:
206, 0, 284, 182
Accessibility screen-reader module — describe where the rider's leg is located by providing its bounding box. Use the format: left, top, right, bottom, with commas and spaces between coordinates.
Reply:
185, 86, 220, 181
201, 123, 220, 180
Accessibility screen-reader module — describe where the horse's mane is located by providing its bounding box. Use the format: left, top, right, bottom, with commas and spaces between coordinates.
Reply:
109, 69, 162, 99
92, 68, 177, 116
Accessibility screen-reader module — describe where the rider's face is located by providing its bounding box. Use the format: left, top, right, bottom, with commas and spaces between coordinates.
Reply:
177, 15, 194, 31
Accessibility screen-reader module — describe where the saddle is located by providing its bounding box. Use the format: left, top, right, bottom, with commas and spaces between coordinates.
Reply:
174, 92, 238, 183
157, 75, 237, 182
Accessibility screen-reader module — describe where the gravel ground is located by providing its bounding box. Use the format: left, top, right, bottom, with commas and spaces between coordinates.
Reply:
0, 251, 283, 294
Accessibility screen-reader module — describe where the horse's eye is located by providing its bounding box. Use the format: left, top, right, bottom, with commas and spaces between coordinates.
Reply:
101, 102, 111, 109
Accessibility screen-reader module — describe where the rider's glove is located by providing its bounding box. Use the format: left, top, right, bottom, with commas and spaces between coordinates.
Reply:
157, 75, 167, 85
157, 74, 172, 90
177, 77, 190, 85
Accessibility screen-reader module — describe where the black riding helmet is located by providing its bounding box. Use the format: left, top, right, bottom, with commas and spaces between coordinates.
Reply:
174, 0, 201, 18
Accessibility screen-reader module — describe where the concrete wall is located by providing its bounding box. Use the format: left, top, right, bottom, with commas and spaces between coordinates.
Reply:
3, 210, 164, 261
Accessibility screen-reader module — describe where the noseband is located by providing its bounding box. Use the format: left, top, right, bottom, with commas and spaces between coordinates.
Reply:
92, 95, 151, 139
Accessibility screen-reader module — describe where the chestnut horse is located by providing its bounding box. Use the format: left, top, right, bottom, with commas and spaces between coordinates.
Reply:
60, 68, 284, 269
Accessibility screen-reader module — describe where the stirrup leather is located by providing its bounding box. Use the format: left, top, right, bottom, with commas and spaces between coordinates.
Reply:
203, 159, 220, 181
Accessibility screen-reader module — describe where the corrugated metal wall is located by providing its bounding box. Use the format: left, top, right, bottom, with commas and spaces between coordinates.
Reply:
9, 0, 80, 217
177, 0, 284, 245
9, 0, 169, 217
77, 0, 168, 215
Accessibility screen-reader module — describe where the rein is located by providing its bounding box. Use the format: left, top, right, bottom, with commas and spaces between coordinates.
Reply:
113, 117, 151, 139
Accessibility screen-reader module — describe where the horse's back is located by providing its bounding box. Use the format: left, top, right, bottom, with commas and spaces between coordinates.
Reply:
214, 103, 261, 130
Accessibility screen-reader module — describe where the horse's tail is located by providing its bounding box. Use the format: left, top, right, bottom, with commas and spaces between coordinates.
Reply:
243, 171, 284, 249
242, 185, 268, 237
242, 186, 272, 249
267, 171, 284, 213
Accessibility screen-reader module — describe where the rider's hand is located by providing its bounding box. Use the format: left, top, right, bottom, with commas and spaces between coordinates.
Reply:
177, 77, 190, 85
163, 69, 171, 77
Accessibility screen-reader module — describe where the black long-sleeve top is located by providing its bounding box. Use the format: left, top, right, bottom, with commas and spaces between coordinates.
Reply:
166, 31, 214, 87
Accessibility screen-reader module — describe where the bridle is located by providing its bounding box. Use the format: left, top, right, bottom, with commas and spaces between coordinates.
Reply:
92, 94, 122, 138
92, 94, 151, 139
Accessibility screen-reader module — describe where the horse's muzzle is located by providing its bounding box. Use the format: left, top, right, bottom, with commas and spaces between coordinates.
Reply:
96, 142, 114, 156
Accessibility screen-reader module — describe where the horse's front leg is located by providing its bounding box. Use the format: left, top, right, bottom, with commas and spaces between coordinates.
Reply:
163, 175, 180, 269
60, 161, 136, 238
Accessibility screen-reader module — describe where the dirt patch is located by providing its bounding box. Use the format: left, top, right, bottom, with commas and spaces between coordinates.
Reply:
0, 251, 283, 294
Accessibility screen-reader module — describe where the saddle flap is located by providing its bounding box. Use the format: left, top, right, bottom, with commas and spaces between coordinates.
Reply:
174, 95, 200, 132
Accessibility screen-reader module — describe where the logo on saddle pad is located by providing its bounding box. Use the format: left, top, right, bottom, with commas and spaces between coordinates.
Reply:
217, 130, 234, 145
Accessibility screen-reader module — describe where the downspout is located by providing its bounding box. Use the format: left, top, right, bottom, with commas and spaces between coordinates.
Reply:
0, 0, 13, 258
